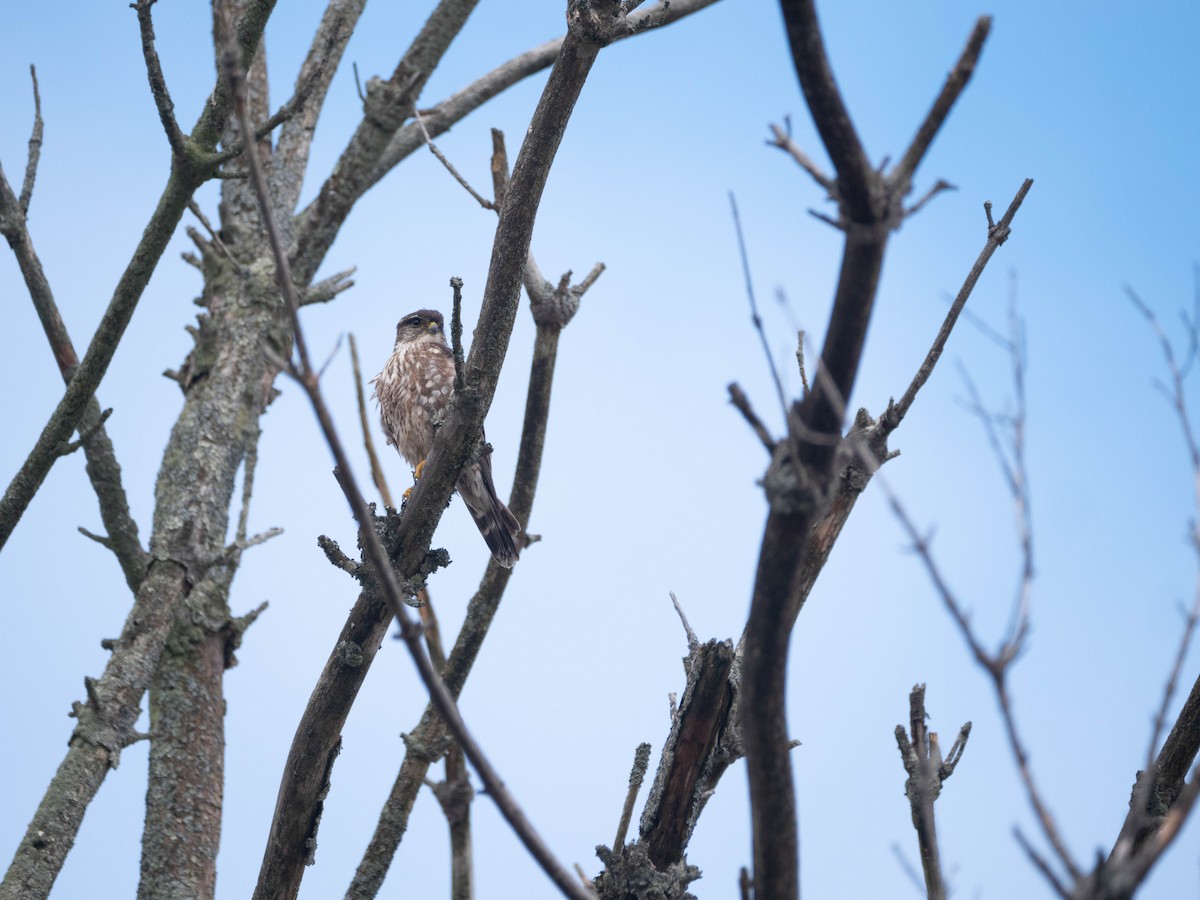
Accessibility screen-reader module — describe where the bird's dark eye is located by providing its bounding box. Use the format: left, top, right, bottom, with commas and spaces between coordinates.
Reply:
406, 316, 422, 328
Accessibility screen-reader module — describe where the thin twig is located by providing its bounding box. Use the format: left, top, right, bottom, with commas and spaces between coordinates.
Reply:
414, 107, 496, 210
55, 407, 114, 457
20, 65, 44, 215
903, 178, 956, 219
612, 742, 651, 849
450, 276, 466, 394
885, 179, 1033, 431
187, 200, 238, 267
889, 17, 992, 192
210, 25, 338, 167
727, 383, 777, 453
669, 592, 699, 653
1013, 827, 1070, 900
766, 121, 833, 192
132, 0, 188, 159
879, 478, 1081, 885
349, 334, 394, 508
729, 192, 789, 425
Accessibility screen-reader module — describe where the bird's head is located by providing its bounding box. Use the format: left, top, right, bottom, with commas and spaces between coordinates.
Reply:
394, 309, 446, 346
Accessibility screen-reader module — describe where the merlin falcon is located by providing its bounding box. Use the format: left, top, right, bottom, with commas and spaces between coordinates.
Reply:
372, 309, 520, 567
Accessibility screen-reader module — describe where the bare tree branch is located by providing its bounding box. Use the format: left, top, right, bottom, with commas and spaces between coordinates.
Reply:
0, 5, 280, 896
349, 334, 395, 508
270, 0, 366, 212
613, 743, 652, 850
288, 0, 483, 284
878, 300, 1088, 889
291, 0, 723, 285
259, 6, 644, 897
133, 0, 188, 159
343, 112, 608, 900
0, 0, 279, 562
0, 162, 149, 592
767, 119, 833, 192
19, 66, 43, 215
741, 9, 994, 898
889, 17, 992, 196
894, 684, 971, 900
1096, 284, 1200, 895
882, 180, 1034, 433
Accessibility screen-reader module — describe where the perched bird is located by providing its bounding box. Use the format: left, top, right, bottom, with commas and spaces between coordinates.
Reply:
372, 309, 521, 567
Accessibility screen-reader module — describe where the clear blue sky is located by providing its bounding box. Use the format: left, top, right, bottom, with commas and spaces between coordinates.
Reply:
2, 1, 1199, 898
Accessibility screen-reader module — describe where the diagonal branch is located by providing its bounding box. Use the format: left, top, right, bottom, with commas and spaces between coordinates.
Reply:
882, 179, 1034, 433
270, 0, 367, 212
288, 0, 483, 284
0, 0, 279, 561
0, 157, 148, 593
133, 0, 188, 159
889, 17, 992, 196
291, 0, 723, 285
228, 18, 597, 895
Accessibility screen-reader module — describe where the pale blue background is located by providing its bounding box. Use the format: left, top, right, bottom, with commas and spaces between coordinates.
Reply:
2, 1, 1199, 898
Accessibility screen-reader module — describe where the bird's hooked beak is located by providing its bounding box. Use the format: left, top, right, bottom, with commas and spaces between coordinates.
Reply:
427, 320, 443, 336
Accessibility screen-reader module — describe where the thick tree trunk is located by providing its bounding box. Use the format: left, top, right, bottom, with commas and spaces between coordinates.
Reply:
137, 23, 282, 893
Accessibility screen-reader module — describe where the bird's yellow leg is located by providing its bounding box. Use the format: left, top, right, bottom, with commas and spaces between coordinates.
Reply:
403, 458, 427, 500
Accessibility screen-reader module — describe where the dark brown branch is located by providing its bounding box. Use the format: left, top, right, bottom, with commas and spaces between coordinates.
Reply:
639, 639, 736, 868
230, 23, 600, 892
741, 10, 996, 896
889, 17, 992, 195
778, 0, 873, 219
20, 66, 43, 215
344, 131, 603, 898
